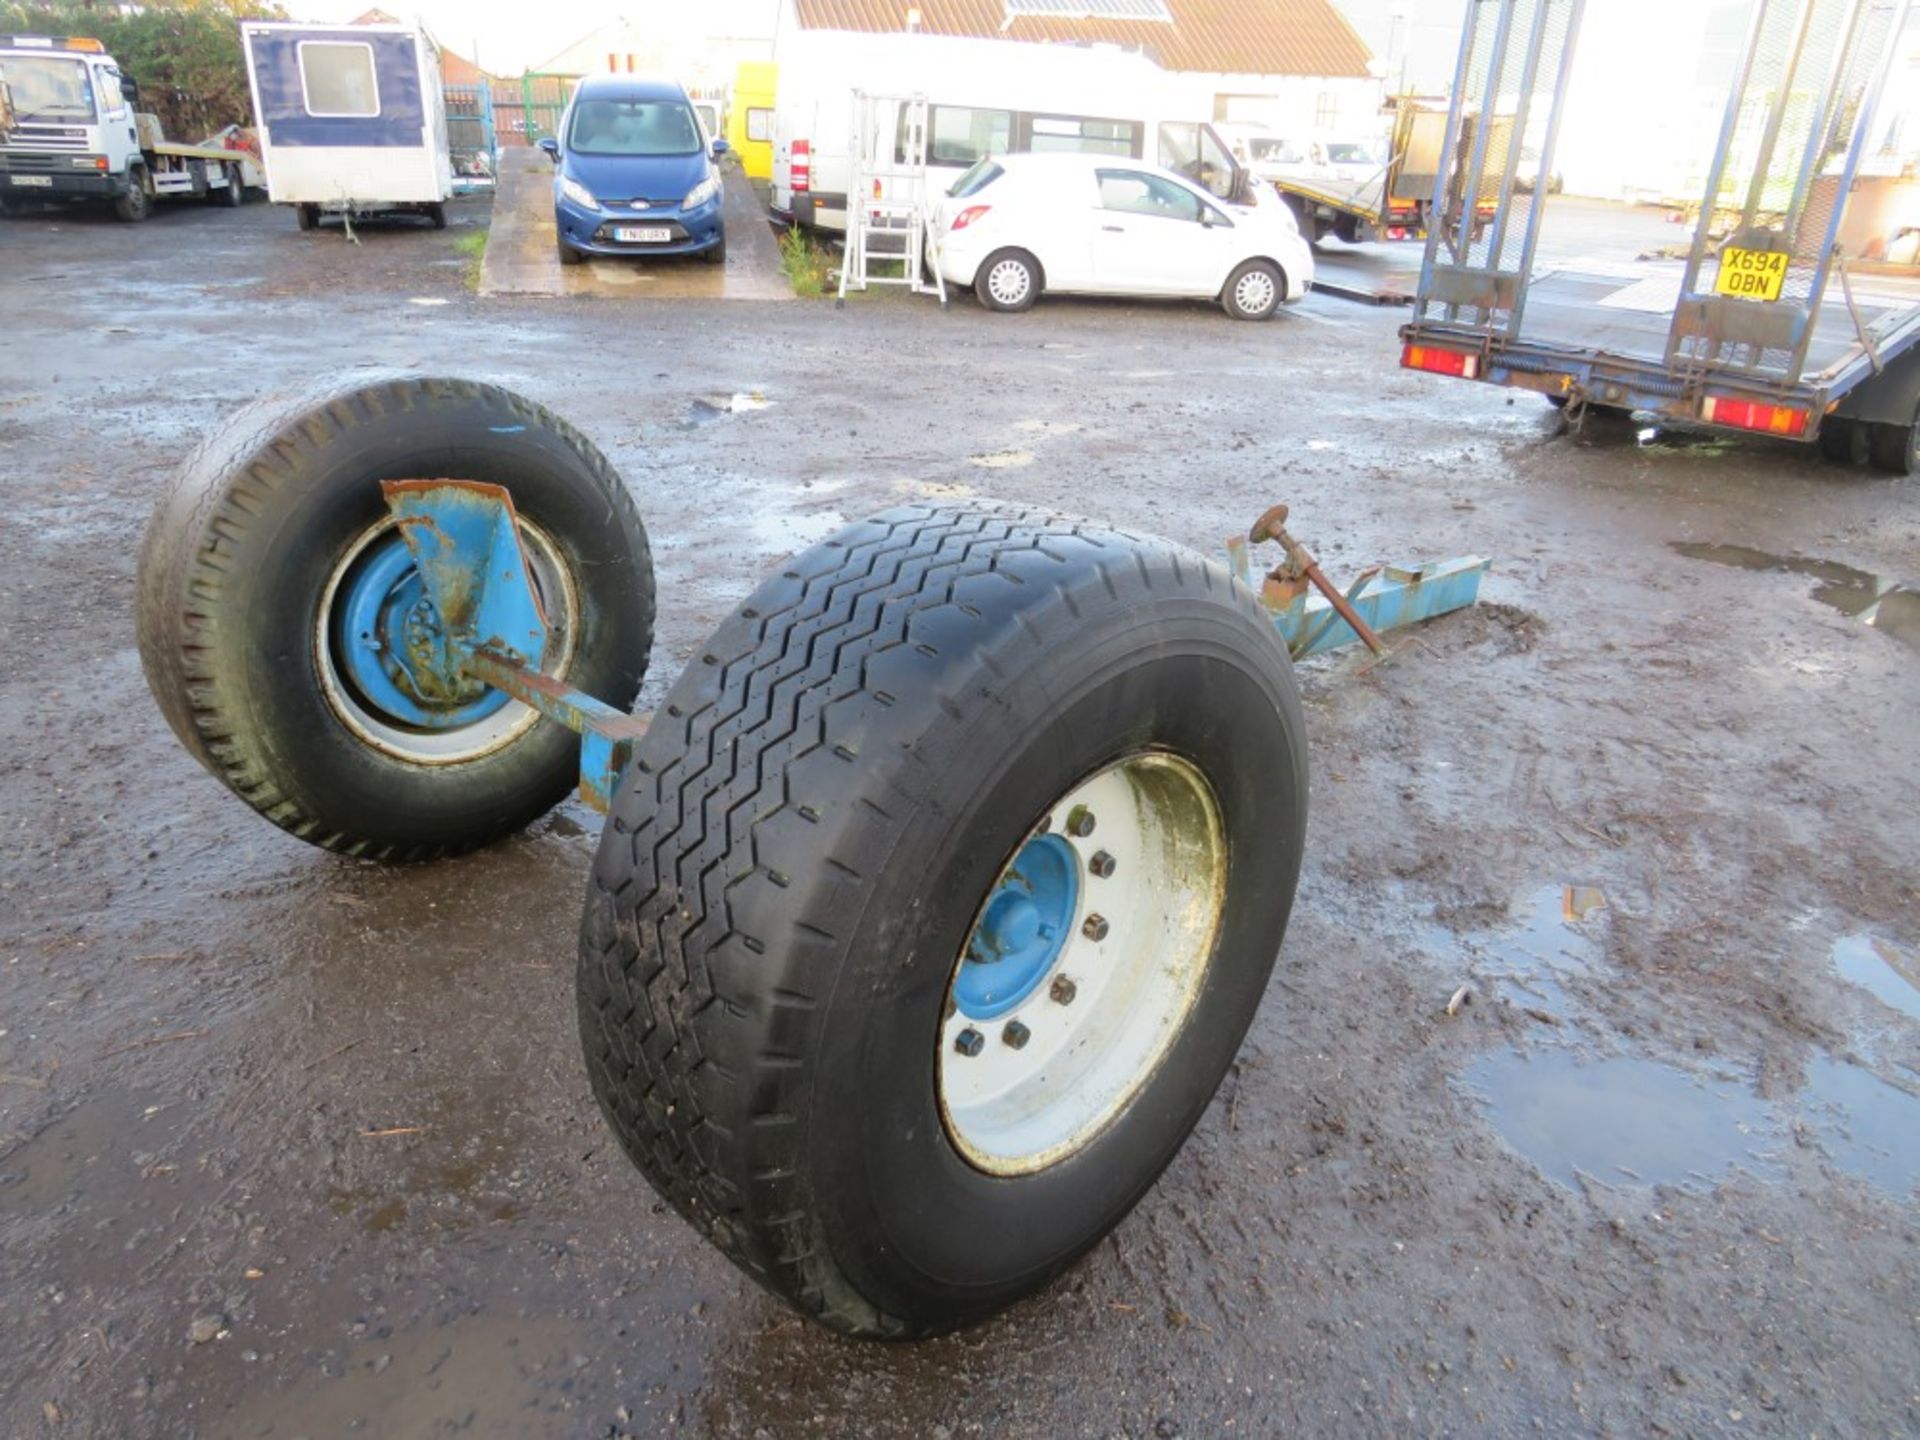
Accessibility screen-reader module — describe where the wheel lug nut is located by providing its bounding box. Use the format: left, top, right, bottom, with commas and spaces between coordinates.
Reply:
954, 1027, 985, 1058
1082, 913, 1109, 942
1049, 975, 1077, 1006
1002, 1020, 1031, 1050
1088, 850, 1116, 878
1066, 805, 1096, 838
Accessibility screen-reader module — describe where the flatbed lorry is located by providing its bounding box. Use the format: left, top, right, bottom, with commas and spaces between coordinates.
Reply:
1399, 0, 1920, 475
0, 33, 261, 221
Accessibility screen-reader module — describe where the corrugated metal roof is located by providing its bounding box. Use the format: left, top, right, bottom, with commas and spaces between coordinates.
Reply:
791, 0, 1374, 79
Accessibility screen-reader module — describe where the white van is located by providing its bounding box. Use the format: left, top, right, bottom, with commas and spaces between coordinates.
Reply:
770, 31, 1247, 231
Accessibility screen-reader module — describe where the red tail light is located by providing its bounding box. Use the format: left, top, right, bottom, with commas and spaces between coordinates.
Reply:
1401, 343, 1480, 379
791, 138, 810, 194
950, 205, 990, 232
1700, 395, 1808, 437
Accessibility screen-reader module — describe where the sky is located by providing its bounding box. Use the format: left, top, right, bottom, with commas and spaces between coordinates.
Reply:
287, 0, 781, 75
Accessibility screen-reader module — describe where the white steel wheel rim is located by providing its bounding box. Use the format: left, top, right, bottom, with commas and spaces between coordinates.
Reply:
938, 752, 1229, 1176
1235, 268, 1277, 315
314, 514, 580, 765
987, 258, 1032, 307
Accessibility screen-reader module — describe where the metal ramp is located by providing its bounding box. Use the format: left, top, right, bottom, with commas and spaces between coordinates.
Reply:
1666, 0, 1913, 384
837, 91, 947, 305
1411, 0, 1586, 342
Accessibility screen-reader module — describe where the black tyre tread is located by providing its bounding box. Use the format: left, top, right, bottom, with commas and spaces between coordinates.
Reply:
137, 373, 650, 862
578, 501, 1291, 1337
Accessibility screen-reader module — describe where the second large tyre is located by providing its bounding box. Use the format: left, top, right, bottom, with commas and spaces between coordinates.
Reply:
136, 374, 654, 860
578, 502, 1308, 1338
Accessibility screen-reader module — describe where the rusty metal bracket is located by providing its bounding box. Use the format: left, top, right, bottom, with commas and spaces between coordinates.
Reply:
1229, 505, 1490, 661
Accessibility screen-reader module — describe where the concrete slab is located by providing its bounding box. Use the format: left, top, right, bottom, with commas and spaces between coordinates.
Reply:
478, 146, 788, 302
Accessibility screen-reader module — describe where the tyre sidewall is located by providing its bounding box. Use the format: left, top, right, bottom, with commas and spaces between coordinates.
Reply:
810, 590, 1306, 1328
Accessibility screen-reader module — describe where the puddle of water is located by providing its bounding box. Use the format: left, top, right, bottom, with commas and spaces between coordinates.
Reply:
1832, 934, 1920, 1021
1670, 541, 1895, 621
1467, 1051, 1773, 1190
969, 449, 1035, 469
1862, 586, 1920, 650
1801, 1056, 1920, 1196
1441, 883, 1607, 1022
686, 391, 773, 424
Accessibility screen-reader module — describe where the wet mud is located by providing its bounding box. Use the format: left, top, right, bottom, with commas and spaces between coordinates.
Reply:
2, 194, 1917, 1438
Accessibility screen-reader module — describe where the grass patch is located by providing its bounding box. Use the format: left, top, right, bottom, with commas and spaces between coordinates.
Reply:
454, 227, 488, 289
778, 227, 837, 298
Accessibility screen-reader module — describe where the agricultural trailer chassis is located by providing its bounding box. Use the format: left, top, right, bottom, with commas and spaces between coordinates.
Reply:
137, 375, 1484, 1338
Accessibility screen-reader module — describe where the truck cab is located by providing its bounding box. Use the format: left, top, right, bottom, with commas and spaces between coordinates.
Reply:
0, 34, 148, 217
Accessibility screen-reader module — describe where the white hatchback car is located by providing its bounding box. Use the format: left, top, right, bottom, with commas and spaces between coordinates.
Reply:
933, 152, 1314, 321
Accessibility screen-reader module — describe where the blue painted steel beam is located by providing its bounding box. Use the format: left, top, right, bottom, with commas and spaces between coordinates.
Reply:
381, 479, 648, 812
1229, 538, 1490, 659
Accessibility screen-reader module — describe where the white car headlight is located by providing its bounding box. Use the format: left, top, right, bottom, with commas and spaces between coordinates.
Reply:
683, 174, 720, 209
560, 175, 597, 209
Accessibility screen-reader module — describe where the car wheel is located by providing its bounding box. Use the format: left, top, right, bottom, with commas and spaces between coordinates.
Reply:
702, 228, 727, 265
135, 373, 654, 860
557, 234, 585, 266
578, 501, 1307, 1338
425, 202, 448, 230
975, 248, 1041, 313
1222, 260, 1283, 321
296, 203, 320, 231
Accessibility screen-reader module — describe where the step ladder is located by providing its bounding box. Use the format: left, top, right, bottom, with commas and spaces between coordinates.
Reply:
838, 91, 947, 306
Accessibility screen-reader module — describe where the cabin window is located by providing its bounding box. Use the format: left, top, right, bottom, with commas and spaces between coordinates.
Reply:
1097, 168, 1202, 223
926, 105, 1013, 166
746, 107, 772, 142
298, 41, 380, 118
1024, 114, 1139, 158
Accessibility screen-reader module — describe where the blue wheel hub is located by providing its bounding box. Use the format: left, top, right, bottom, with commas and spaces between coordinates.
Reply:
954, 833, 1079, 1021
331, 531, 511, 731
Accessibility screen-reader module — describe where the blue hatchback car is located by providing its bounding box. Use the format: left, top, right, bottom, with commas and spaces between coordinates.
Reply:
540, 76, 729, 267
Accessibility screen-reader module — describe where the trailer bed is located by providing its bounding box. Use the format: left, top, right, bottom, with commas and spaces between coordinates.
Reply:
1510, 263, 1920, 386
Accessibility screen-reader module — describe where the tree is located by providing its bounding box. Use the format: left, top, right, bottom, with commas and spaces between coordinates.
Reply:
0, 0, 289, 136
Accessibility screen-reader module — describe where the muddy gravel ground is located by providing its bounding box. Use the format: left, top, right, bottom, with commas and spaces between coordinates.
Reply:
2, 195, 1917, 1440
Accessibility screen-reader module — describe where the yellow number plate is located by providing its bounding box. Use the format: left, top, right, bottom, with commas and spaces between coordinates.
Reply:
1715, 246, 1788, 302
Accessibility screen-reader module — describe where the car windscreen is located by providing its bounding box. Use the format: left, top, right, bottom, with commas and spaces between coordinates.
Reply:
0, 55, 96, 122
568, 98, 702, 157
1324, 143, 1373, 164
947, 158, 1003, 198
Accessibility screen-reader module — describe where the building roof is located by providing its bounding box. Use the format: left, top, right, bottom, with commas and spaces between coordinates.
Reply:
790, 0, 1374, 78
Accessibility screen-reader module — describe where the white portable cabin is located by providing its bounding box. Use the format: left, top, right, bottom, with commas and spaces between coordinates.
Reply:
240, 21, 452, 214
770, 31, 1240, 230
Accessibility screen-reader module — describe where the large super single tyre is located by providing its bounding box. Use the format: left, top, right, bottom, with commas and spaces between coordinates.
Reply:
1222, 259, 1283, 320
578, 502, 1309, 1338
974, 248, 1041, 312
114, 171, 152, 222
137, 374, 655, 860
425, 202, 448, 230
1868, 413, 1916, 476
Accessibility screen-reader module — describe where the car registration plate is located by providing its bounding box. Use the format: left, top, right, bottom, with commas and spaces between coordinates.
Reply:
10, 175, 53, 188
613, 225, 673, 243
1715, 246, 1788, 302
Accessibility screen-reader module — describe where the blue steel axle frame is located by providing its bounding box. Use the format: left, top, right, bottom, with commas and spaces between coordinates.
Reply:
370, 482, 1485, 811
